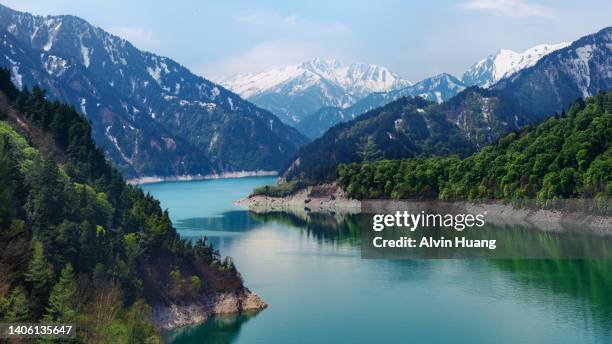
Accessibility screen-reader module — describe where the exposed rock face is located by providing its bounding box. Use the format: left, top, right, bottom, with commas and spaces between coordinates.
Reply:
152, 289, 267, 331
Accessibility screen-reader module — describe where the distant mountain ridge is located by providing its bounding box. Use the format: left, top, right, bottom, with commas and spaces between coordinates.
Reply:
493, 27, 612, 121
462, 42, 570, 87
217, 58, 411, 123
283, 27, 612, 181
0, 4, 308, 178
295, 42, 572, 138
297, 73, 465, 138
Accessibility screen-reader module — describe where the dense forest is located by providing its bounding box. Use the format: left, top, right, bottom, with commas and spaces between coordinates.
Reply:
336, 92, 611, 209
0, 68, 242, 342
283, 96, 475, 182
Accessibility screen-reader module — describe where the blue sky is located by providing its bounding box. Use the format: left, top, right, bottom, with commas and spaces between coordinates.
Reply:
4, 0, 611, 81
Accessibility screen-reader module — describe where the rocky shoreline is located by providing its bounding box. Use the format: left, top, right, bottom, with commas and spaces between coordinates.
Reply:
126, 170, 278, 185
364, 199, 612, 234
152, 288, 267, 331
236, 185, 611, 233
235, 184, 361, 214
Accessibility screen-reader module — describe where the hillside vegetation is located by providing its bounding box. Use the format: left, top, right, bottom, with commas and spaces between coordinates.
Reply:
337, 92, 611, 210
0, 68, 242, 342
284, 96, 475, 182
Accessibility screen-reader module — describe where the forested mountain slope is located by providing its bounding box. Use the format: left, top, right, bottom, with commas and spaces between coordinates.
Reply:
0, 4, 307, 177
284, 96, 475, 181
337, 92, 611, 207
0, 68, 259, 342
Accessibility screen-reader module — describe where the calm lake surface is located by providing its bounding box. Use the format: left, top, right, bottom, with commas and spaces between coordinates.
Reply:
141, 177, 612, 344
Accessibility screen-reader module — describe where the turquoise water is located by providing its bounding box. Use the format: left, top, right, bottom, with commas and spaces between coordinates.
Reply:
141, 177, 612, 344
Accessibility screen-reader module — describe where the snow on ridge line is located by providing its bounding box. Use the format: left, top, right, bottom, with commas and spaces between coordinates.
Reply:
217, 59, 412, 99
492, 42, 571, 80
463, 42, 571, 87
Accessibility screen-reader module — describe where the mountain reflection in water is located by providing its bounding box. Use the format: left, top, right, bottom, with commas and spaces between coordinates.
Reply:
165, 208, 612, 343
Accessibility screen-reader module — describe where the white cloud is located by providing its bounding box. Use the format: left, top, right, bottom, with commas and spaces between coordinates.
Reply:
460, 0, 556, 19
106, 26, 161, 50
200, 40, 337, 79
198, 10, 353, 78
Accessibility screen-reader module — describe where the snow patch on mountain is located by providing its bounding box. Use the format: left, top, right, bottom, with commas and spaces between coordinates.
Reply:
80, 43, 90, 68
10, 65, 22, 88
0, 3, 309, 177
79, 97, 87, 115
42, 18, 63, 51
215, 58, 411, 123
218, 58, 411, 99
463, 42, 570, 87
42, 54, 69, 76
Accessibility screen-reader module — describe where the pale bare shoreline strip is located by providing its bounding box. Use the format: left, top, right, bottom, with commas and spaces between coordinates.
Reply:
126, 170, 278, 185
236, 185, 611, 234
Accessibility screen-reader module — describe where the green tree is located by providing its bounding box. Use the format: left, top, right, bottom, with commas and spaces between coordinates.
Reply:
335, 92, 611, 210
24, 239, 54, 317
359, 136, 383, 162
122, 300, 161, 344
24, 156, 65, 240
4, 286, 31, 322
0, 139, 14, 227
0, 67, 247, 342
45, 263, 78, 323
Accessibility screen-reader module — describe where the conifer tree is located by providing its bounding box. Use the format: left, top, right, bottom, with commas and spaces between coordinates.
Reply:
45, 263, 77, 323
359, 136, 383, 161
0, 139, 14, 227
24, 156, 65, 239
4, 286, 31, 322
24, 239, 54, 317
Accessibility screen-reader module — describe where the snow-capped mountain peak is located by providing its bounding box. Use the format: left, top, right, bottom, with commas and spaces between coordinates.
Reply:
462, 42, 570, 87
219, 58, 410, 98
215, 58, 411, 123
298, 58, 410, 97
218, 64, 304, 98
300, 57, 343, 76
